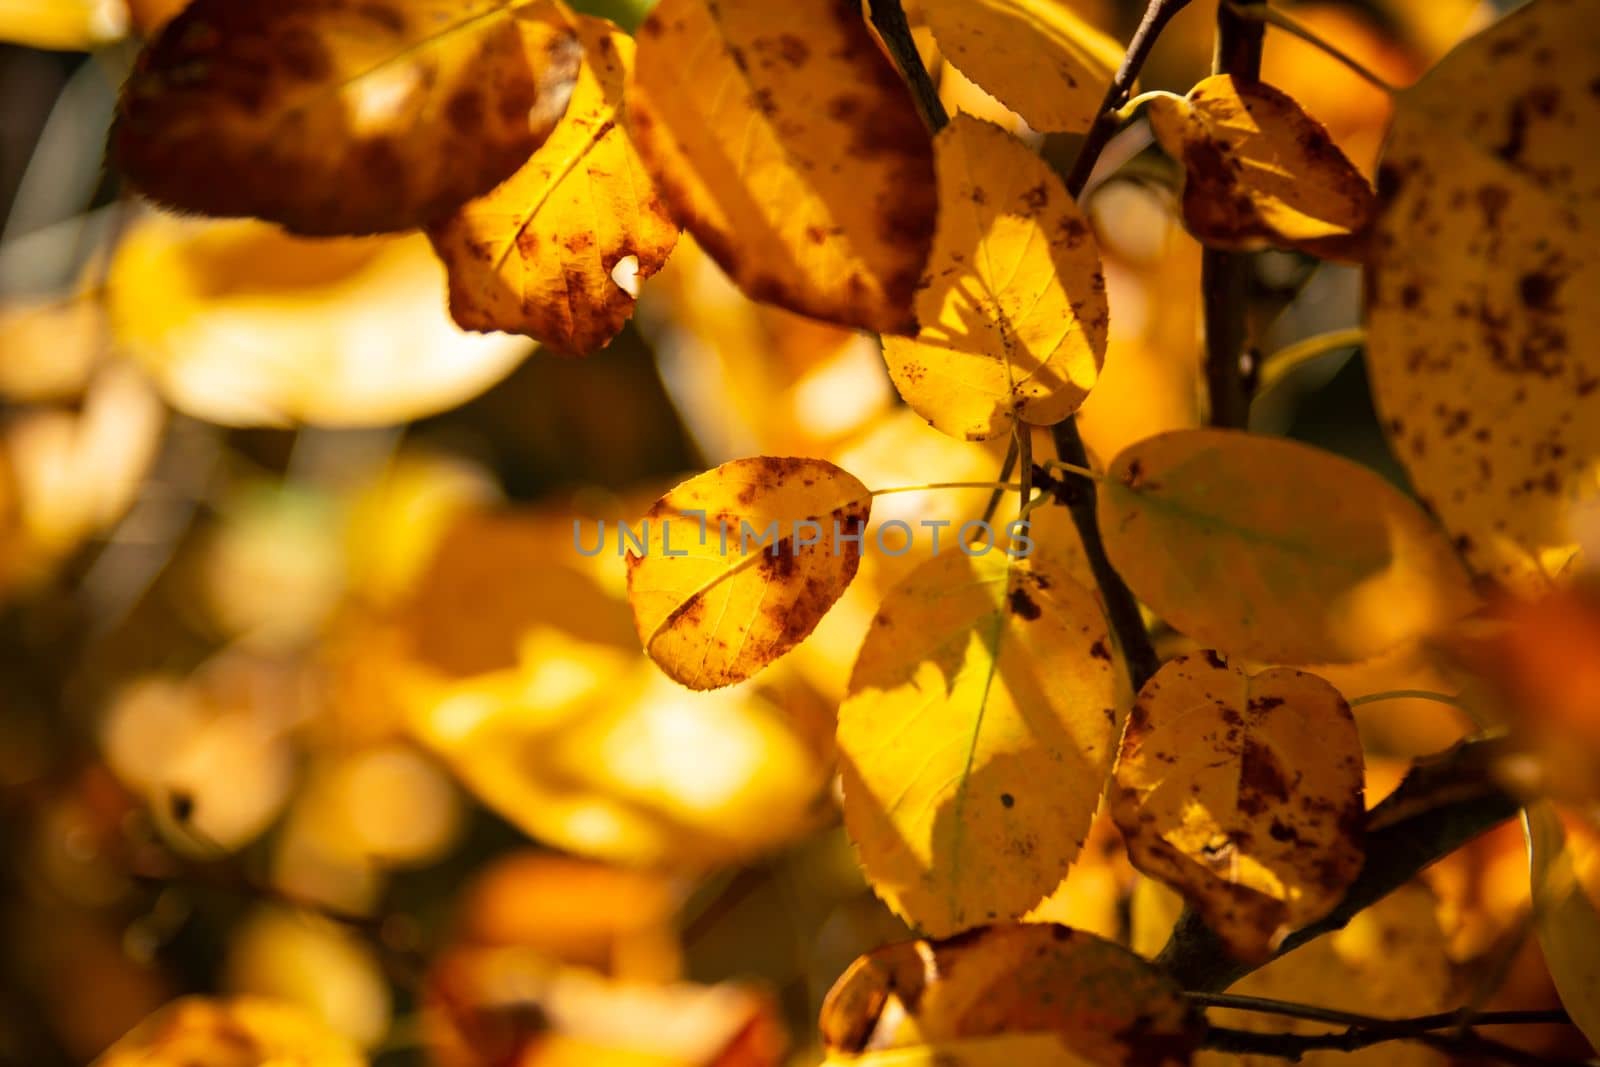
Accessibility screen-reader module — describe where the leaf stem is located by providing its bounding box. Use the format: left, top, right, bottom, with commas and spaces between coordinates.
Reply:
1348, 688, 1467, 710
869, 481, 1024, 497
1254, 326, 1364, 398
867, 0, 949, 134
1222, 0, 1400, 94
1017, 426, 1034, 518
1063, 0, 1197, 200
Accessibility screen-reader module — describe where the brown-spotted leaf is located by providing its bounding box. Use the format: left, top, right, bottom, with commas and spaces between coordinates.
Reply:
113, 0, 582, 236
920, 0, 1123, 134
625, 456, 870, 690
1097, 429, 1479, 663
626, 0, 936, 334
427, 15, 678, 355
1365, 0, 1600, 592
838, 550, 1118, 938
1146, 75, 1374, 258
1111, 653, 1365, 963
820, 924, 1199, 1066
883, 115, 1108, 441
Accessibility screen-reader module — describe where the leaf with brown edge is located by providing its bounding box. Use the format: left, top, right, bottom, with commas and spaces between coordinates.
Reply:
838, 549, 1118, 938
1097, 429, 1479, 664
883, 115, 1107, 442
625, 456, 870, 690
1111, 653, 1365, 964
93, 996, 364, 1067
427, 15, 678, 355
820, 924, 1199, 1066
626, 0, 936, 334
112, 0, 582, 236
1365, 0, 1600, 592
1146, 76, 1375, 259
920, 0, 1123, 134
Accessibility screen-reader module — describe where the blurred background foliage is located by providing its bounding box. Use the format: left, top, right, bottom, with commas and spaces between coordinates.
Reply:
0, 0, 1587, 1064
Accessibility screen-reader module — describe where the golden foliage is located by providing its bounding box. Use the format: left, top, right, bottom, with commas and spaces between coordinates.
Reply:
1111, 653, 1365, 963
882, 115, 1107, 441
626, 0, 936, 333
94, 995, 365, 1067
428, 14, 678, 354
113, 0, 581, 235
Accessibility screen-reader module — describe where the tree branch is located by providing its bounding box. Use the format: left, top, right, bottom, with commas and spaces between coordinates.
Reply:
1047, 421, 1162, 690
1202, 1022, 1585, 1067
1200, 0, 1265, 428
1157, 735, 1522, 991
868, 0, 948, 133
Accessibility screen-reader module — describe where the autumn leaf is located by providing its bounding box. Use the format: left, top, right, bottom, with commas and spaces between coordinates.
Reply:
1526, 803, 1600, 1052
112, 0, 581, 236
883, 115, 1108, 441
0, 0, 126, 50
1147, 75, 1374, 258
1196, 883, 1454, 1067
428, 14, 678, 355
919, 0, 1122, 134
1111, 653, 1365, 963
93, 996, 365, 1067
626, 0, 936, 334
625, 456, 870, 690
838, 549, 1118, 937
106, 215, 534, 427
1365, 0, 1600, 591
820, 924, 1199, 1066
1098, 429, 1479, 663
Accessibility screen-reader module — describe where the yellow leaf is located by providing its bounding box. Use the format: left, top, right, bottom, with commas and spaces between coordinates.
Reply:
1097, 428, 1479, 663
1111, 653, 1365, 963
626, 0, 936, 333
838, 550, 1117, 937
93, 995, 365, 1067
920, 0, 1122, 133
106, 215, 534, 427
1146, 75, 1374, 257
1365, 0, 1600, 591
883, 115, 1107, 441
625, 456, 871, 690
820, 924, 1199, 1066
112, 0, 581, 235
428, 15, 678, 355
0, 0, 126, 50
1527, 803, 1600, 1052
1196, 883, 1454, 1067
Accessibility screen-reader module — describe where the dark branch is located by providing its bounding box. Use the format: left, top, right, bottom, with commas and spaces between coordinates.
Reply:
1157, 735, 1521, 991
1188, 992, 1570, 1032
1048, 422, 1162, 690
1202, 1023, 1585, 1067
867, 0, 949, 133
1200, 0, 1265, 428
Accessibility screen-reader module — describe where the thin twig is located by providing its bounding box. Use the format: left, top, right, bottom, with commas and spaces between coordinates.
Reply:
1017, 426, 1034, 519
867, 0, 948, 133
1224, 0, 1399, 93
1063, 0, 1196, 199
1188, 992, 1570, 1032
1203, 1023, 1586, 1066
981, 435, 1020, 527
1049, 421, 1162, 690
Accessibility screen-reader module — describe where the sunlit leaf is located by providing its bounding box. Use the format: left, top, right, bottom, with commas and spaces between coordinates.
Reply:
428, 14, 678, 354
1111, 653, 1365, 963
626, 456, 871, 690
224, 909, 392, 1049
0, 0, 126, 50
820, 924, 1199, 1066
882, 115, 1107, 441
1147, 75, 1374, 258
1526, 803, 1600, 1052
112, 0, 581, 235
626, 0, 936, 333
106, 215, 534, 427
920, 0, 1122, 134
1366, 0, 1600, 591
1097, 429, 1479, 663
1195, 883, 1453, 1067
93, 996, 365, 1067
838, 550, 1117, 937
